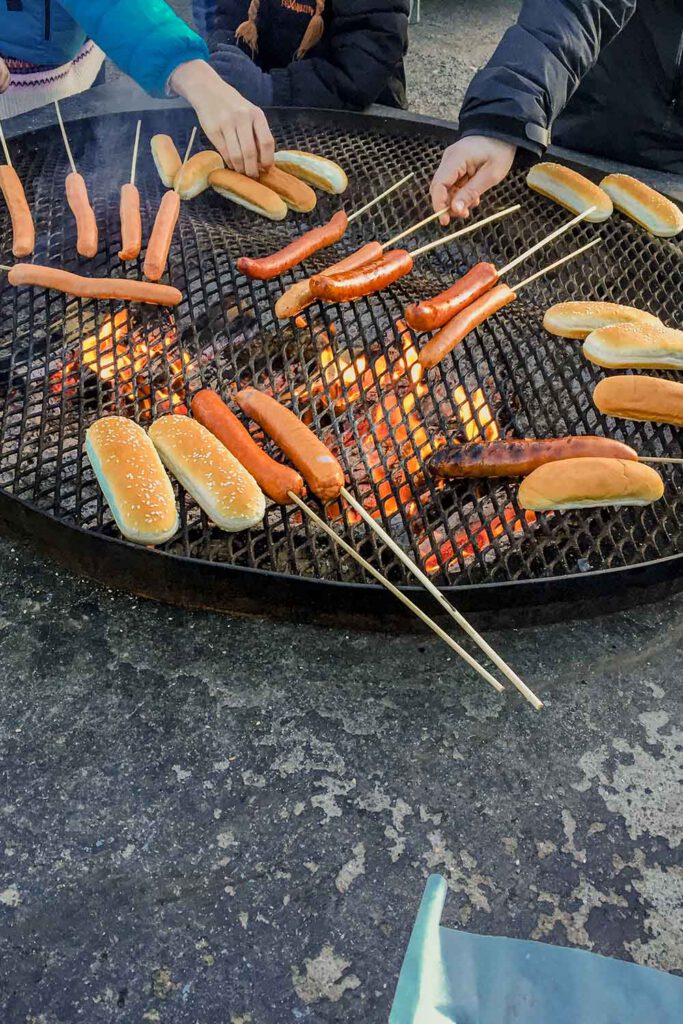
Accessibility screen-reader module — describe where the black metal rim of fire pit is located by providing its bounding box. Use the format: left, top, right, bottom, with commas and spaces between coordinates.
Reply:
1, 105, 682, 628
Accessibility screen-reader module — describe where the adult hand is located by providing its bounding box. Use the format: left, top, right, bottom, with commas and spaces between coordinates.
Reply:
170, 60, 274, 179
0, 59, 10, 94
430, 136, 516, 225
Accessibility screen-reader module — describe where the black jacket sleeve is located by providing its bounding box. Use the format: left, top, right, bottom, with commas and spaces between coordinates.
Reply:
270, 0, 409, 110
457, 0, 637, 154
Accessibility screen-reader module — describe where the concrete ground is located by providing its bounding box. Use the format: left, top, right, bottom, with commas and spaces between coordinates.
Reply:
2, 3, 683, 1023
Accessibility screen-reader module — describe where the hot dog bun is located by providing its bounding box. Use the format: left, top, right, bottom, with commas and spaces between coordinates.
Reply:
259, 165, 317, 213
85, 416, 178, 545
148, 415, 266, 532
593, 374, 683, 427
600, 173, 683, 238
174, 151, 224, 199
208, 169, 288, 220
526, 162, 613, 222
273, 150, 348, 195
543, 301, 662, 339
151, 134, 182, 188
518, 457, 664, 511
583, 323, 683, 369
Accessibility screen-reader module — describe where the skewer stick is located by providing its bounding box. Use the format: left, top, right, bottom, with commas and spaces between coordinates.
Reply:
640, 456, 683, 465
497, 207, 597, 279
410, 204, 522, 259
0, 263, 10, 272
512, 238, 601, 292
0, 120, 11, 167
130, 119, 142, 186
340, 485, 543, 709
288, 491, 504, 694
181, 127, 197, 170
347, 172, 414, 223
54, 100, 77, 175
383, 208, 448, 248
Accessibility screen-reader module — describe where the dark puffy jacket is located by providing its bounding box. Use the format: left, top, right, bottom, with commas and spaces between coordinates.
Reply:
193, 0, 409, 109
458, 0, 683, 174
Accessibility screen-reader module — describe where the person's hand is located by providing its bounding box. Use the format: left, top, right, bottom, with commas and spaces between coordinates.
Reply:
0, 59, 10, 94
170, 60, 274, 179
430, 136, 516, 225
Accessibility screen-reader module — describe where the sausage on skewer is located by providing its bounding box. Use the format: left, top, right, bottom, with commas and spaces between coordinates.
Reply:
275, 242, 382, 320
191, 389, 305, 505
406, 262, 499, 332
427, 437, 639, 480
0, 165, 35, 258
143, 190, 181, 282
235, 387, 344, 502
66, 171, 98, 258
237, 210, 349, 281
119, 183, 142, 262
418, 284, 517, 370
309, 248, 414, 302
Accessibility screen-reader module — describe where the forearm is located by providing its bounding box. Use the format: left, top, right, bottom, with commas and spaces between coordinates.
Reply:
58, 0, 209, 96
458, 0, 637, 151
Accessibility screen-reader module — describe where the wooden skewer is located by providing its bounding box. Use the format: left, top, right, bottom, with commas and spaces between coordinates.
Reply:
340, 485, 543, 709
496, 206, 597, 278
512, 238, 601, 292
0, 120, 11, 167
181, 127, 197, 170
54, 99, 77, 175
288, 490, 505, 694
409, 204, 522, 259
640, 456, 683, 465
130, 119, 142, 186
347, 172, 414, 223
383, 207, 448, 248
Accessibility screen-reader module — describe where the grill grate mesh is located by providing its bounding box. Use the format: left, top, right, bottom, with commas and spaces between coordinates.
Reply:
1, 108, 682, 596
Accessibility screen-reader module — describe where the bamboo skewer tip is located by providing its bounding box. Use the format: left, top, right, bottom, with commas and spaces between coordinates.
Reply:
347, 171, 415, 224
410, 203, 521, 259
130, 119, 142, 186
54, 99, 77, 175
512, 237, 601, 292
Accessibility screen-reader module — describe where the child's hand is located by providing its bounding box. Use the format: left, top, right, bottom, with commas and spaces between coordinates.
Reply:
0, 59, 10, 94
170, 60, 274, 179
430, 136, 516, 224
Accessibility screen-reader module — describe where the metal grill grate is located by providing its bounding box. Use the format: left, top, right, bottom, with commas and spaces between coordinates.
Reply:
1, 108, 682, 612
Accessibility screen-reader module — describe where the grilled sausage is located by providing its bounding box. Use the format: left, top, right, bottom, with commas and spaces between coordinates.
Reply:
118, 182, 142, 261
143, 189, 180, 282
0, 164, 35, 258
405, 262, 499, 333
309, 248, 413, 303
65, 171, 98, 258
7, 264, 182, 306
236, 209, 349, 281
235, 387, 344, 502
274, 241, 383, 320
428, 437, 639, 480
418, 283, 517, 369
191, 389, 305, 505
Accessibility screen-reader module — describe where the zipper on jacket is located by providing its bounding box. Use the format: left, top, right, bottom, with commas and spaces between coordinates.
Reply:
44, 0, 51, 40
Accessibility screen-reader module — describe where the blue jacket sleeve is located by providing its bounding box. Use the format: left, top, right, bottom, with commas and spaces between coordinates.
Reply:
58, 0, 209, 97
458, 0, 637, 154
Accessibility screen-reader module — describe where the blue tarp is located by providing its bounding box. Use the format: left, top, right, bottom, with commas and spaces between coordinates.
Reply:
390, 875, 683, 1024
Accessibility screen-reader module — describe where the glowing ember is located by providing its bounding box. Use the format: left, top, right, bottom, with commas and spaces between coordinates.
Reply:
420, 506, 539, 576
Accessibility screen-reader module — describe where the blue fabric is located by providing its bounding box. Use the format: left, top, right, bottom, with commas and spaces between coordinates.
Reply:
209, 43, 273, 106
390, 875, 683, 1024
0, 0, 209, 96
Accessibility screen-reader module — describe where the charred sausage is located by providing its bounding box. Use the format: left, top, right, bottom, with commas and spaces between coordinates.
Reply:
65, 172, 98, 259
274, 241, 383, 320
428, 437, 639, 480
143, 190, 180, 282
236, 210, 349, 281
0, 165, 35, 258
405, 262, 499, 333
191, 389, 305, 505
309, 248, 413, 303
7, 264, 182, 306
235, 387, 344, 502
418, 283, 517, 369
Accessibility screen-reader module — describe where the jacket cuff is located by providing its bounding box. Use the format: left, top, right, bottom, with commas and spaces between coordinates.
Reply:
149, 36, 210, 97
457, 113, 549, 156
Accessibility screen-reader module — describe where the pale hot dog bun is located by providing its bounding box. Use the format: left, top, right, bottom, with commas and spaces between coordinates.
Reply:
273, 150, 348, 195
174, 151, 224, 199
600, 173, 683, 238
85, 416, 178, 545
583, 323, 683, 370
518, 457, 664, 512
151, 134, 182, 188
526, 162, 613, 222
593, 374, 683, 427
259, 165, 317, 213
543, 301, 662, 339
148, 415, 266, 532
208, 168, 288, 220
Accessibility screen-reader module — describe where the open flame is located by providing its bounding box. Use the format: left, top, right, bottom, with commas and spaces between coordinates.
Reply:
49, 312, 191, 419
